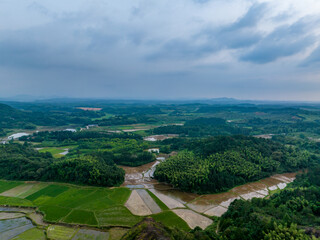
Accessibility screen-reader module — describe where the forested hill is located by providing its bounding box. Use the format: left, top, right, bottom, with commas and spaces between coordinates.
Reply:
0, 102, 95, 134
0, 103, 29, 129
154, 136, 312, 194
0, 143, 124, 187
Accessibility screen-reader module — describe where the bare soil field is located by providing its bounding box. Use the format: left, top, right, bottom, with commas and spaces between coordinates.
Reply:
136, 189, 161, 214
204, 206, 228, 217
125, 190, 152, 216
0, 184, 35, 197
149, 189, 185, 209
76, 107, 102, 111
172, 209, 213, 230
121, 161, 157, 185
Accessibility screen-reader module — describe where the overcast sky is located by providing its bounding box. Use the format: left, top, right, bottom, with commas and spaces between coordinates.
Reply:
1, 0, 320, 100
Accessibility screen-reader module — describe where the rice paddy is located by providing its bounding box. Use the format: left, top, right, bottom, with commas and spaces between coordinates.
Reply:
0, 172, 295, 239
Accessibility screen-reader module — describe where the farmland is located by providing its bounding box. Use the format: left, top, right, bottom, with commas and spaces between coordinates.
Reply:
0, 168, 302, 240
1, 100, 320, 239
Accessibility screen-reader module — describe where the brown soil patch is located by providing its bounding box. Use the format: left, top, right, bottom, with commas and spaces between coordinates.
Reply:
149, 189, 185, 209
120, 161, 157, 185
136, 190, 161, 214
172, 209, 213, 230
76, 107, 102, 111
125, 190, 152, 216
192, 192, 237, 206
204, 206, 228, 217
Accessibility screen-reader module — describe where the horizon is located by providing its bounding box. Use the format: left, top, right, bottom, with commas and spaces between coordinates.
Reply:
2, 95, 320, 104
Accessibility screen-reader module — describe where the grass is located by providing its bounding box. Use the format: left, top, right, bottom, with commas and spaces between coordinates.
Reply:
152, 211, 191, 231
72, 229, 109, 240
39, 205, 72, 222
47, 225, 79, 240
64, 209, 98, 226
95, 206, 142, 227
0, 180, 191, 230
26, 185, 69, 201
146, 190, 169, 211
11, 228, 46, 240
39, 147, 67, 158
25, 186, 132, 226
39, 188, 96, 208
0, 181, 23, 193
0, 196, 34, 207
109, 228, 128, 240
77, 190, 117, 211
0, 183, 136, 227
91, 113, 114, 121
108, 188, 131, 204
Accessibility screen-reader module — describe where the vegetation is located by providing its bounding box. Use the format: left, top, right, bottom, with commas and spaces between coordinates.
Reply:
0, 143, 125, 187
155, 136, 311, 193
215, 166, 320, 240
1, 100, 320, 239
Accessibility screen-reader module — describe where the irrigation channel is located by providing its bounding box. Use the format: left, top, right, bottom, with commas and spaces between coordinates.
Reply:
121, 156, 297, 230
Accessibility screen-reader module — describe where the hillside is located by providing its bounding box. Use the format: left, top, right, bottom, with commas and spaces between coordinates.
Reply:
154, 136, 311, 193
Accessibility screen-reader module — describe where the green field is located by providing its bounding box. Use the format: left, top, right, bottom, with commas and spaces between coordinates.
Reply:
0, 181, 23, 193
0, 196, 34, 207
38, 147, 70, 158
0, 181, 142, 228
146, 190, 169, 211
11, 228, 46, 240
47, 225, 78, 240
152, 211, 191, 232
0, 179, 193, 239
64, 209, 98, 225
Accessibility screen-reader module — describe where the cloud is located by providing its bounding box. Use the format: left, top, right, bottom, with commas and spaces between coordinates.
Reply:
226, 2, 268, 31
240, 18, 317, 63
301, 45, 320, 66
146, 3, 268, 61
0, 0, 320, 100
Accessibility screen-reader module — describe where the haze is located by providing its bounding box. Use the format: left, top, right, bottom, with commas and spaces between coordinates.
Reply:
1, 0, 320, 101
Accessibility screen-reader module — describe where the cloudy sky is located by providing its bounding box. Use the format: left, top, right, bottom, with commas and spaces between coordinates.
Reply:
1, 0, 320, 100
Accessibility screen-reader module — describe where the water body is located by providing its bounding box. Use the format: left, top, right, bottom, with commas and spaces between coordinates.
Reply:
0, 207, 110, 240
7, 133, 29, 140
64, 128, 76, 132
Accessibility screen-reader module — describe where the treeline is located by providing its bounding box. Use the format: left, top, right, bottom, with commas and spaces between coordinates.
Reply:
128, 167, 320, 240
0, 103, 99, 130
215, 166, 320, 240
22, 131, 155, 167
0, 143, 124, 187
21, 130, 141, 142
94, 115, 157, 126
150, 117, 250, 137
154, 136, 312, 193
71, 138, 156, 167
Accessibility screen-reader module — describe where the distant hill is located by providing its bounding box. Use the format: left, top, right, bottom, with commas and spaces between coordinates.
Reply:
0, 103, 36, 132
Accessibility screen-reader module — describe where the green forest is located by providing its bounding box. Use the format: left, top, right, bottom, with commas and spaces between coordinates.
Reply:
1, 100, 320, 239
154, 136, 312, 193
0, 143, 124, 186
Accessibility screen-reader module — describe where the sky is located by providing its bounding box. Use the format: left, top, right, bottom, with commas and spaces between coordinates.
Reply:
1, 0, 320, 101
